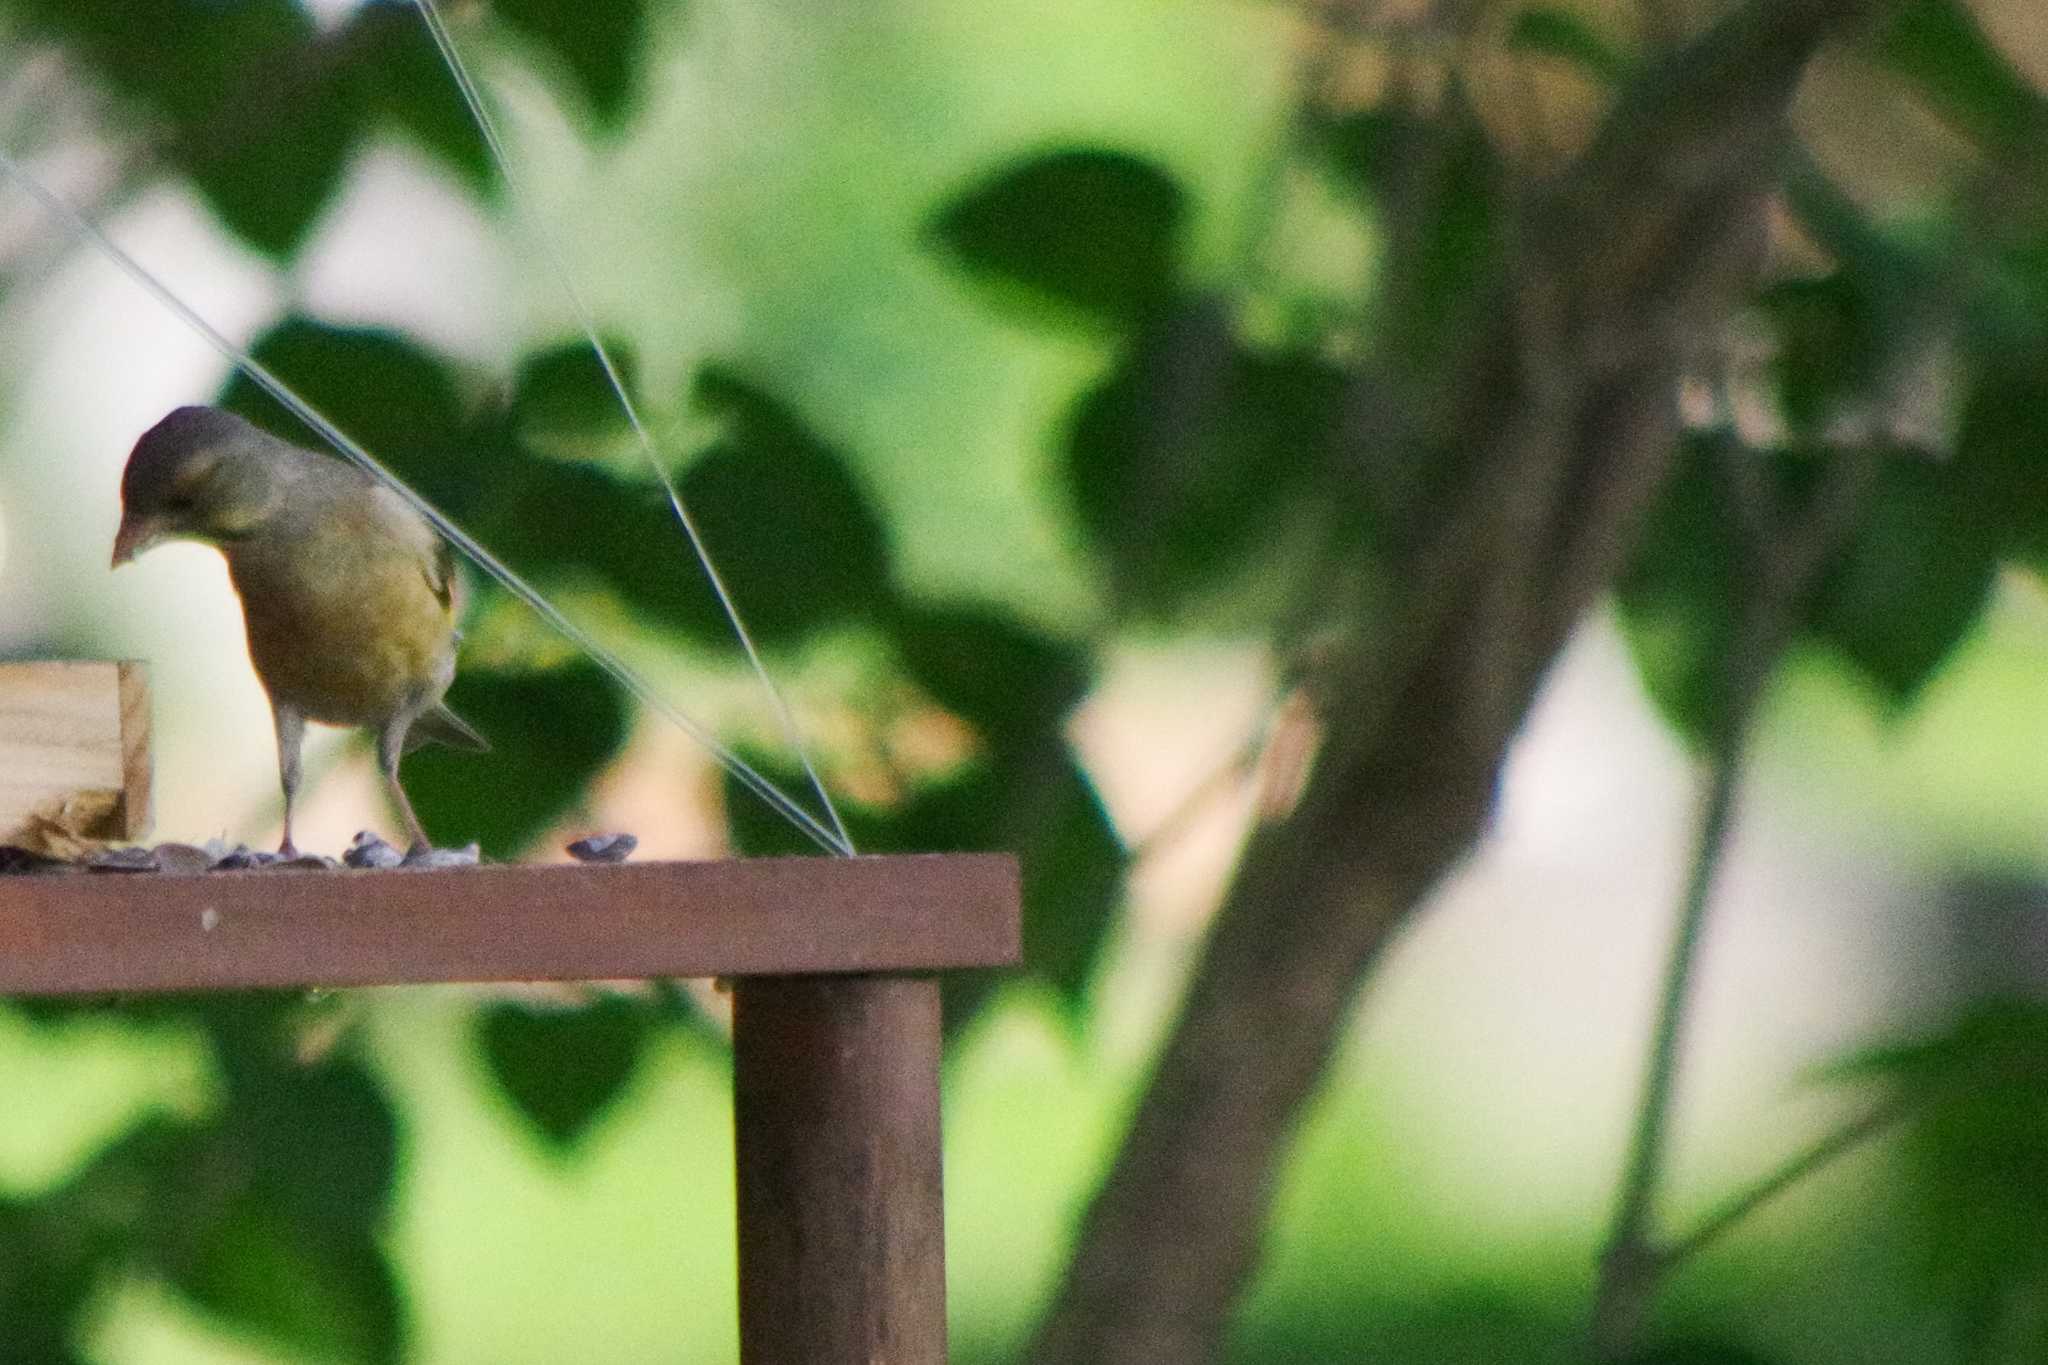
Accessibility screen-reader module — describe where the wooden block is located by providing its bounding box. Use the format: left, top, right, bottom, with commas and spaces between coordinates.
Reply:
0, 661, 151, 846
0, 853, 1019, 995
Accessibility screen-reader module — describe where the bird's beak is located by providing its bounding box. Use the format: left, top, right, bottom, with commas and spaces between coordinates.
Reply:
110, 514, 160, 568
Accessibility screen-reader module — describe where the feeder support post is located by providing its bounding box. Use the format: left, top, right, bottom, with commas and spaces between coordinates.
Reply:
732, 974, 947, 1365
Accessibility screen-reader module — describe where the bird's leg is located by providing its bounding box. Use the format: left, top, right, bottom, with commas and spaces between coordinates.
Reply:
377, 716, 430, 855
271, 703, 305, 857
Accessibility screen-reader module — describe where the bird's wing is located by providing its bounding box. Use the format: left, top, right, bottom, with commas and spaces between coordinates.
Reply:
367, 481, 456, 613
429, 535, 457, 614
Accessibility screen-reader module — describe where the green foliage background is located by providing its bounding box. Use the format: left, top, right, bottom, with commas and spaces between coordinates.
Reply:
4, 1, 2048, 1363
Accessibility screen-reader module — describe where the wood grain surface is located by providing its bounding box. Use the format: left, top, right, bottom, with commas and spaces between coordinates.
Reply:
0, 853, 1019, 995
0, 661, 151, 845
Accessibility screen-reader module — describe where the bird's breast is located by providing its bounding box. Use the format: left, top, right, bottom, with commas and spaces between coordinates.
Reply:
225, 529, 456, 728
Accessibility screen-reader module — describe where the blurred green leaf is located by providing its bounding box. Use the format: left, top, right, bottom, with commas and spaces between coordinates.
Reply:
1317, 106, 1421, 201
1873, 0, 2048, 152
217, 1054, 400, 1239
1065, 296, 1350, 618
722, 750, 973, 861
12, 0, 402, 254
12, 0, 305, 123
478, 996, 652, 1149
512, 338, 637, 457
1783, 151, 2048, 384
495, 0, 648, 128
217, 318, 482, 514
177, 57, 362, 257
406, 661, 632, 857
1836, 1002, 2048, 1354
1810, 454, 2000, 705
3, 981, 271, 1032
1620, 1344, 1784, 1365
356, 1, 495, 194
675, 367, 896, 646
479, 385, 891, 653
885, 600, 1092, 743
1950, 371, 2048, 569
843, 748, 1125, 1029
1005, 746, 1125, 1018
1618, 435, 1998, 737
1232, 1284, 1578, 1365
717, 759, 841, 860
483, 457, 730, 638
1505, 7, 1634, 85
166, 1205, 402, 1365
50, 1037, 408, 1364
723, 739, 1125, 1030
0, 1197, 99, 1365
63, 1093, 403, 1365
1831, 998, 2048, 1083
1758, 275, 1883, 438
1317, 96, 1507, 371
1980, 227, 2048, 370
929, 148, 1188, 330
1613, 436, 1750, 747
1783, 153, 1931, 293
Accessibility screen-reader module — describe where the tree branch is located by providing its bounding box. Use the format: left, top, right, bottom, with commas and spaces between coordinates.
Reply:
1662, 1092, 1916, 1268
1028, 4, 1890, 1360
1591, 438, 1879, 1357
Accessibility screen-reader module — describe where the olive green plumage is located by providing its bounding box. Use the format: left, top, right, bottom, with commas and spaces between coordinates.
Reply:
113, 405, 484, 853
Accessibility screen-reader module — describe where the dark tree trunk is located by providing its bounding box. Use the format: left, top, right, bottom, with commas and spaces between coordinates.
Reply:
1029, 3, 1890, 1360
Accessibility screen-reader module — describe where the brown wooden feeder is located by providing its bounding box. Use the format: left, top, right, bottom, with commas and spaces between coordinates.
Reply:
0, 661, 1020, 1365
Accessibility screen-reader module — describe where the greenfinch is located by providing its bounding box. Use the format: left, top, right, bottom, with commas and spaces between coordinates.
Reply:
111, 405, 484, 855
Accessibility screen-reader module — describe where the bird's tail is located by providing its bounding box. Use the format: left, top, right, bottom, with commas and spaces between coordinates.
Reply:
407, 703, 489, 754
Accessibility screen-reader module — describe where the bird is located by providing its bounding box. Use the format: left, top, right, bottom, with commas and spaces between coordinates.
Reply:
111, 404, 485, 856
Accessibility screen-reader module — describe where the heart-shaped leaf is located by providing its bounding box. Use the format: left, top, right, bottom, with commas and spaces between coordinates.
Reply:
1064, 297, 1350, 617
885, 600, 1092, 743
216, 318, 482, 515
477, 996, 652, 1149
495, 0, 648, 129
512, 338, 638, 457
929, 148, 1188, 330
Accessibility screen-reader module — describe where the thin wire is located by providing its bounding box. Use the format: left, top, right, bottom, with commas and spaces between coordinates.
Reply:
409, 0, 855, 856
0, 147, 853, 856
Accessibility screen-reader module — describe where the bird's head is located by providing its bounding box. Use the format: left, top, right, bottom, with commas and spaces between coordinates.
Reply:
112, 406, 283, 567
